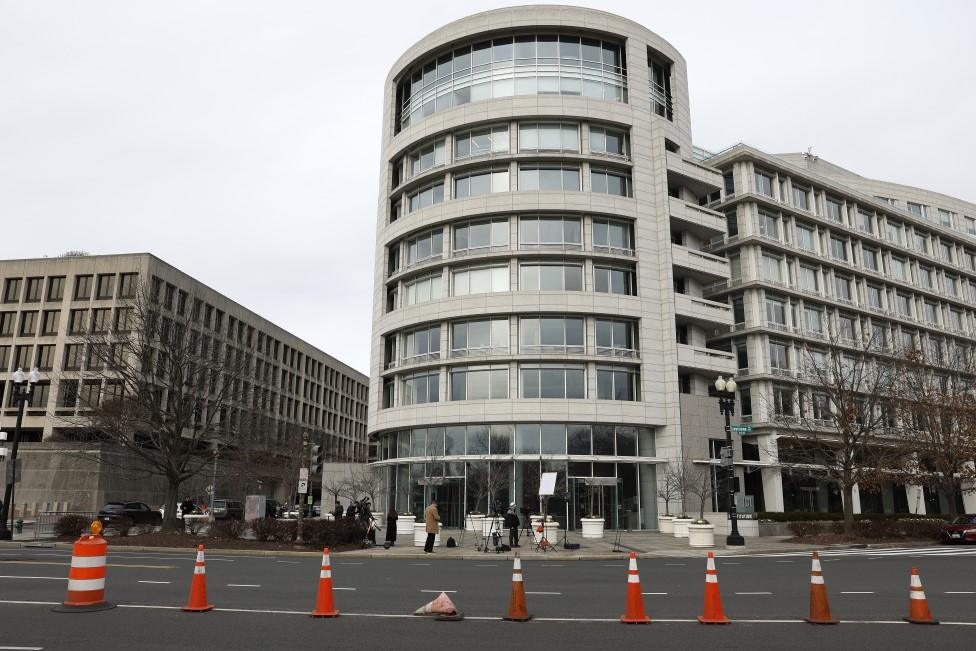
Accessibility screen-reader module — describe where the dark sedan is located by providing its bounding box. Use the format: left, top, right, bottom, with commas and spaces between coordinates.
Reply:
97, 501, 163, 528
940, 515, 976, 543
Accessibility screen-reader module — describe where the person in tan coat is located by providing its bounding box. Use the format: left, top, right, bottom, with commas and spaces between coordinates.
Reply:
423, 498, 440, 553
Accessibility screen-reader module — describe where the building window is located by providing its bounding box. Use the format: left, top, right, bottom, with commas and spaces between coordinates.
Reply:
837, 314, 855, 340
518, 122, 579, 152
592, 218, 633, 254
74, 275, 92, 300
594, 266, 635, 295
896, 293, 912, 318
596, 366, 638, 400
3, 278, 21, 303
886, 221, 902, 244
0, 312, 14, 336
866, 285, 883, 309
454, 168, 509, 198
792, 185, 809, 211
913, 232, 929, 254
765, 296, 787, 326
408, 138, 446, 177
91, 308, 111, 333
945, 274, 959, 297
400, 371, 439, 405
757, 211, 779, 239
923, 301, 938, 324
799, 265, 819, 292
19, 311, 38, 336
830, 236, 847, 262
68, 309, 88, 334
918, 266, 932, 289
454, 125, 508, 159
856, 210, 874, 234
590, 168, 632, 196
24, 277, 42, 303
907, 202, 926, 218
833, 274, 852, 302
826, 198, 843, 223
862, 247, 878, 271
60, 380, 79, 408
589, 125, 628, 157
754, 170, 774, 197
95, 274, 115, 300
63, 343, 84, 370
761, 254, 782, 283
769, 341, 789, 371
519, 263, 583, 291
518, 164, 580, 191
595, 319, 636, 357
407, 182, 445, 212
940, 241, 954, 263
772, 386, 794, 416
402, 324, 441, 363
35, 344, 55, 371
794, 223, 815, 252
115, 307, 133, 332
453, 218, 509, 253
46, 276, 65, 301
890, 257, 908, 281
519, 216, 581, 250
41, 310, 60, 336
452, 264, 509, 296
519, 316, 584, 354
520, 364, 585, 399
405, 273, 442, 305
452, 318, 508, 357
405, 228, 444, 266
965, 216, 976, 236
450, 366, 508, 400
118, 273, 137, 298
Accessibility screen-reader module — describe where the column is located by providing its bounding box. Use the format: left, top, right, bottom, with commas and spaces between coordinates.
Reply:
757, 433, 784, 512
906, 485, 927, 515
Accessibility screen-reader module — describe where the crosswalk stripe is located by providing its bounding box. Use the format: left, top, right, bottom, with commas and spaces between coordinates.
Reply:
725, 546, 976, 559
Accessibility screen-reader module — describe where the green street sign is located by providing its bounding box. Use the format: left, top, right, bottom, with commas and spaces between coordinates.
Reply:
730, 425, 753, 434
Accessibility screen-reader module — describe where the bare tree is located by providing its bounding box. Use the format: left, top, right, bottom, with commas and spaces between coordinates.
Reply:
466, 461, 511, 516
772, 327, 898, 534
893, 347, 976, 517
58, 283, 256, 531
683, 460, 714, 522
347, 465, 387, 512
658, 461, 683, 517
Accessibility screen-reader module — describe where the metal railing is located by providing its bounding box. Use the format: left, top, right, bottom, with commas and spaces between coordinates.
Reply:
35, 511, 96, 539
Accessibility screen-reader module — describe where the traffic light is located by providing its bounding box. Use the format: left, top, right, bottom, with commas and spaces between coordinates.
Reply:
309, 444, 323, 475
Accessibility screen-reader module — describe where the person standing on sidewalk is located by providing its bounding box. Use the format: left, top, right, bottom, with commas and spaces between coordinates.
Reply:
505, 504, 521, 548
423, 498, 440, 554
385, 507, 398, 547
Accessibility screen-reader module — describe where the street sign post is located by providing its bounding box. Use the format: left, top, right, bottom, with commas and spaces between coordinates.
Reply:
730, 425, 753, 434
297, 478, 309, 494
299, 467, 309, 481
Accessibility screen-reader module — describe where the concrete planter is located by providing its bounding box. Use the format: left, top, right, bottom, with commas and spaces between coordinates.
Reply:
580, 517, 605, 539
481, 516, 504, 538
397, 516, 418, 538
672, 517, 693, 538
532, 520, 559, 544
182, 514, 212, 535
687, 523, 715, 547
465, 514, 485, 532
658, 515, 675, 534
413, 521, 441, 547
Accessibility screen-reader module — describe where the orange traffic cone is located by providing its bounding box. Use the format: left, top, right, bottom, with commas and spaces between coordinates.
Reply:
697, 552, 730, 624
903, 567, 938, 625
503, 553, 532, 621
310, 547, 340, 617
414, 591, 464, 621
181, 544, 214, 612
804, 551, 837, 625
620, 552, 650, 624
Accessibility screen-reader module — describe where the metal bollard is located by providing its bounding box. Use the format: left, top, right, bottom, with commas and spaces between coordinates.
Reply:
14, 518, 23, 534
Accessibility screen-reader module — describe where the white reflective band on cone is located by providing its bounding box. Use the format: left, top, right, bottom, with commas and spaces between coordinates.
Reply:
71, 556, 107, 569
910, 590, 926, 600
67, 578, 105, 592
323, 555, 331, 565
194, 565, 206, 575
320, 570, 332, 579
811, 575, 824, 585
513, 558, 521, 570
628, 574, 640, 584
911, 574, 922, 588
707, 557, 716, 571
706, 574, 718, 583
512, 574, 523, 582
812, 559, 822, 572
628, 558, 637, 571
196, 552, 205, 563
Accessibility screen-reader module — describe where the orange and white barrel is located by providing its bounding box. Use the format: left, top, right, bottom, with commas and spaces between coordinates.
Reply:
54, 521, 115, 612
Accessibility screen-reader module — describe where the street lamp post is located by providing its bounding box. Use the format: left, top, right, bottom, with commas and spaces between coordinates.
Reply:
0, 367, 41, 541
714, 375, 745, 546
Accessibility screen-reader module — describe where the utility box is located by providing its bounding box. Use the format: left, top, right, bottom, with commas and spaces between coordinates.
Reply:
244, 495, 266, 522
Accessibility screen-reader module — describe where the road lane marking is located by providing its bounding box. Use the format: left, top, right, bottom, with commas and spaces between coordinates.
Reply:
946, 591, 975, 594
735, 592, 772, 595
474, 564, 497, 567
0, 646, 44, 650
664, 563, 686, 566
642, 592, 668, 595
0, 560, 173, 569
420, 590, 456, 593
138, 581, 171, 585
775, 561, 794, 563
541, 564, 564, 567
0, 576, 65, 581
841, 591, 873, 594
339, 562, 364, 565
602, 564, 624, 567
275, 561, 300, 564
227, 584, 261, 588
525, 591, 561, 595
409, 563, 431, 566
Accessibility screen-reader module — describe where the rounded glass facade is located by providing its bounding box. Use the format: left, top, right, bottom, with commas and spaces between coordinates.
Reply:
395, 34, 628, 132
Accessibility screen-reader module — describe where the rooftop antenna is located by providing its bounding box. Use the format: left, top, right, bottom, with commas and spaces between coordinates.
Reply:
803, 147, 818, 162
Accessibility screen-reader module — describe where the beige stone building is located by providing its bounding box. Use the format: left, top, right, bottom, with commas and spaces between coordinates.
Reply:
367, 6, 733, 529
0, 253, 368, 515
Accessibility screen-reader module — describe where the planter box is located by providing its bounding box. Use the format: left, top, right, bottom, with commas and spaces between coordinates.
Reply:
658, 515, 675, 534
672, 517, 693, 538
465, 514, 485, 532
413, 521, 442, 547
397, 517, 418, 538
688, 523, 715, 547
532, 520, 559, 544
481, 516, 504, 538
580, 517, 605, 539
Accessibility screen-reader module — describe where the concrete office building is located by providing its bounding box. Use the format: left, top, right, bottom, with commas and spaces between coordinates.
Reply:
0, 253, 368, 516
367, 6, 734, 530
704, 146, 976, 517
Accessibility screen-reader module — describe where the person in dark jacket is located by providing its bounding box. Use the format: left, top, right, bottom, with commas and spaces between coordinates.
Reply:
504, 504, 521, 547
345, 502, 358, 520
332, 502, 343, 520
385, 508, 398, 546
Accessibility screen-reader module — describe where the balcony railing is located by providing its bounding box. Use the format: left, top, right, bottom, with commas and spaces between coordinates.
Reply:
518, 344, 585, 355
449, 346, 509, 359
595, 346, 639, 358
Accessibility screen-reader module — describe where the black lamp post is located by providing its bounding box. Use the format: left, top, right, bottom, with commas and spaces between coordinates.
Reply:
714, 375, 745, 546
0, 367, 41, 541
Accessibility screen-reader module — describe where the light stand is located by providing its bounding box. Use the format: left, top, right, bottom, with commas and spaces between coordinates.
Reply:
715, 375, 745, 546
0, 367, 40, 541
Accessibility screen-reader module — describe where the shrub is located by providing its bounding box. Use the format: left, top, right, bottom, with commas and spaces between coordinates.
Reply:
55, 514, 91, 538
114, 517, 134, 537
185, 517, 210, 536
252, 517, 277, 542
215, 518, 248, 540
304, 518, 366, 548
787, 521, 823, 537
272, 519, 297, 543
900, 518, 944, 540
759, 511, 947, 523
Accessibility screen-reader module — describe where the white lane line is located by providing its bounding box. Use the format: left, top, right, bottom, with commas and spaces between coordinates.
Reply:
420, 590, 456, 593
332, 588, 357, 591
138, 581, 171, 585
0, 576, 65, 581
409, 563, 431, 566
642, 592, 668, 595
0, 646, 44, 650
275, 561, 300, 564
722, 562, 742, 565
227, 584, 261, 588
525, 591, 561, 595
664, 563, 686, 566
339, 562, 364, 565
775, 560, 794, 563
541, 564, 565, 567
946, 591, 976, 594
735, 592, 773, 595
602, 564, 625, 567
841, 591, 874, 594
474, 564, 498, 567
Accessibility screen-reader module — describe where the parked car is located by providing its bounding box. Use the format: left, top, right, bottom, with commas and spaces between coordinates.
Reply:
940, 515, 976, 543
98, 502, 162, 528
211, 499, 244, 520
265, 499, 283, 518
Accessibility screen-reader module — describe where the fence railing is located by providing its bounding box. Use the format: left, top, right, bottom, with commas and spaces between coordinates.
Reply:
35, 511, 96, 539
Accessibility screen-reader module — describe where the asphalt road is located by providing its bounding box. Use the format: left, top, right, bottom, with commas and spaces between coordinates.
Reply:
1, 545, 974, 649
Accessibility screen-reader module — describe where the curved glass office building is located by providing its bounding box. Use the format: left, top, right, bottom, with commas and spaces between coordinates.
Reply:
368, 6, 733, 529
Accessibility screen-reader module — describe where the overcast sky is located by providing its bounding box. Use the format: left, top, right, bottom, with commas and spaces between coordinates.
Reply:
1, 1, 973, 375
